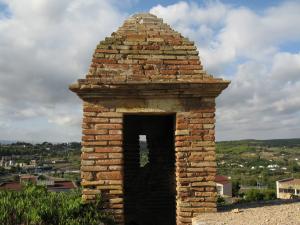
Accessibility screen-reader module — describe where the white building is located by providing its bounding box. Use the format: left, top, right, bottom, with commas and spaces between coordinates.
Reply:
267, 164, 279, 168
276, 178, 300, 199
216, 175, 232, 197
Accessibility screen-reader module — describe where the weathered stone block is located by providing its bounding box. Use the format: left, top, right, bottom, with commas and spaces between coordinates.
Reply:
81, 147, 94, 153
175, 130, 190, 135
96, 171, 122, 180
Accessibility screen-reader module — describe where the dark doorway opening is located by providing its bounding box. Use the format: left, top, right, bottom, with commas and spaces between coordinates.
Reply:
123, 115, 176, 225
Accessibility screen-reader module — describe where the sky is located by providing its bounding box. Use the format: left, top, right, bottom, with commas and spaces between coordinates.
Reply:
0, 0, 299, 142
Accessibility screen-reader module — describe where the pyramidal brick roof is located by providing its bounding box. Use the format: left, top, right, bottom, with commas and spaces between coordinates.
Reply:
70, 13, 230, 98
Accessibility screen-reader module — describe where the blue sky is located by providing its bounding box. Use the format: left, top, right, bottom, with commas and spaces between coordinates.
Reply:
124, 0, 284, 13
0, 0, 299, 142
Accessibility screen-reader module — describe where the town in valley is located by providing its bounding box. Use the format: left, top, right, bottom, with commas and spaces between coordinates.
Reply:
1, 139, 299, 201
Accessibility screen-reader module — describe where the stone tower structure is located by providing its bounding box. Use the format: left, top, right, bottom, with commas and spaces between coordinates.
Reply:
70, 13, 229, 225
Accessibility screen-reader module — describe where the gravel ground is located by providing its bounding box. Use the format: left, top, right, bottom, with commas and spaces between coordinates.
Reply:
194, 201, 300, 225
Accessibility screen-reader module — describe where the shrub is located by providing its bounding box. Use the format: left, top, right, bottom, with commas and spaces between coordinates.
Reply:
232, 180, 241, 197
217, 196, 226, 206
263, 189, 276, 200
244, 189, 264, 201
0, 185, 115, 225
290, 194, 299, 199
244, 189, 276, 202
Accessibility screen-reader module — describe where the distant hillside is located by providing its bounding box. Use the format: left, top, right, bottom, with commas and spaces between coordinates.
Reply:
0, 140, 16, 145
217, 138, 300, 148
216, 138, 300, 189
2, 138, 300, 147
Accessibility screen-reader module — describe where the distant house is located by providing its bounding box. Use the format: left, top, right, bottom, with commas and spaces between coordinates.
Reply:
20, 174, 38, 184
0, 182, 22, 191
216, 175, 232, 197
47, 181, 77, 192
276, 178, 300, 199
267, 164, 279, 168
8, 160, 14, 167
0, 174, 77, 192
0, 157, 4, 167
30, 160, 37, 166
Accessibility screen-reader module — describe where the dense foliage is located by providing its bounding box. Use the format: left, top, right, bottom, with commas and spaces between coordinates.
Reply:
216, 196, 226, 206
242, 189, 276, 202
0, 185, 115, 225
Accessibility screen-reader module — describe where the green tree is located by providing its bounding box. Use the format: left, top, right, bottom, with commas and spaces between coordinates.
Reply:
288, 161, 300, 172
232, 180, 241, 197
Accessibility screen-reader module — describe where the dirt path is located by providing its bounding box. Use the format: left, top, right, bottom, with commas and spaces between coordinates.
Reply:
194, 201, 300, 225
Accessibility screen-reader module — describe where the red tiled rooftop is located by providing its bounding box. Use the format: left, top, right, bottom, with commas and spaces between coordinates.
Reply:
0, 182, 23, 191
48, 181, 76, 191
215, 175, 230, 185
0, 180, 76, 192
278, 178, 300, 185
20, 175, 37, 179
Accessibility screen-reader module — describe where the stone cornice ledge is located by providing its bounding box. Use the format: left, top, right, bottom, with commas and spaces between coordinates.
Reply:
69, 80, 230, 100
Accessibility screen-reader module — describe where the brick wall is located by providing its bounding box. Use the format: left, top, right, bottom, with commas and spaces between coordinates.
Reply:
79, 97, 218, 225
81, 102, 124, 223
175, 99, 217, 225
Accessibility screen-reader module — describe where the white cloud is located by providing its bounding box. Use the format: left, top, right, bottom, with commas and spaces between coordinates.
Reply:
0, 0, 299, 142
150, 1, 229, 27
271, 52, 300, 83
151, 1, 300, 74
48, 115, 79, 126
151, 1, 300, 140
0, 0, 127, 142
